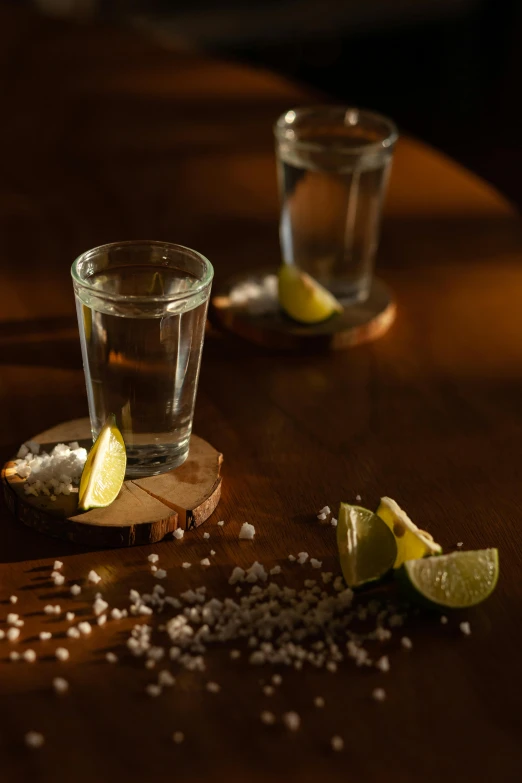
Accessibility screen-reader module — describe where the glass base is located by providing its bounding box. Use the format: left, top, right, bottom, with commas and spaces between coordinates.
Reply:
124, 443, 189, 478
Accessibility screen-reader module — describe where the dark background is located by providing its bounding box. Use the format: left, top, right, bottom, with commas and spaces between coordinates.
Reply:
23, 0, 522, 208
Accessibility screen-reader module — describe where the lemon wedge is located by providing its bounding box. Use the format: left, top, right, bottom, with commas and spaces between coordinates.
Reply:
78, 415, 126, 511
278, 264, 343, 324
377, 497, 442, 568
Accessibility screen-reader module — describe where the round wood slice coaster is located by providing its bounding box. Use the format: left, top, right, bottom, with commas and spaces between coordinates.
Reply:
1, 418, 223, 548
210, 271, 396, 350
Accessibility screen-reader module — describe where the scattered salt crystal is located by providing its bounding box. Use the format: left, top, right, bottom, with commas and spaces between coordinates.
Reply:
0, 630, 5, 640
288, 555, 296, 562
78, 622, 91, 636
460, 621, 471, 636
15, 619, 24, 628
151, 564, 158, 572
70, 584, 81, 596
145, 660, 156, 670
158, 670, 176, 687
200, 558, 211, 567
440, 615, 448, 625
372, 688, 386, 702
97, 614, 107, 626
106, 652, 118, 663
146, 684, 162, 697
321, 572, 333, 584
9, 595, 18, 604
53, 677, 69, 695
182, 563, 191, 569
310, 558, 322, 569
283, 712, 300, 731
25, 731, 44, 749
206, 681, 220, 693
333, 576, 344, 592
172, 731, 184, 744
23, 649, 37, 663
55, 647, 69, 661
297, 552, 309, 565
52, 573, 65, 586
331, 736, 344, 752
245, 562, 267, 583
17, 444, 29, 458
271, 674, 282, 686
173, 528, 184, 540
230, 650, 241, 660
239, 522, 255, 540
401, 637, 413, 650
269, 566, 281, 576
376, 656, 390, 672
65, 612, 75, 622
314, 696, 325, 708
330, 517, 338, 527
326, 661, 337, 673
148, 554, 159, 563
155, 569, 167, 579
93, 598, 109, 616
9, 651, 20, 661
317, 513, 327, 521
88, 570, 101, 584
217, 520, 224, 526
53, 560, 63, 570
210, 550, 216, 556
228, 567, 245, 585
260, 711, 276, 725
110, 609, 123, 620
7, 628, 20, 642
203, 532, 210, 539
263, 685, 275, 696
457, 542, 463, 547
319, 506, 331, 515
356, 494, 362, 502
67, 627, 80, 639
7, 613, 19, 625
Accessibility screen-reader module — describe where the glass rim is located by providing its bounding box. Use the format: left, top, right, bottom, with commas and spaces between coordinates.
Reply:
71, 240, 214, 304
274, 105, 398, 155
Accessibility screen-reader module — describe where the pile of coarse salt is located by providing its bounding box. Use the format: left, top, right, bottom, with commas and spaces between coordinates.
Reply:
14, 441, 88, 499
228, 275, 278, 316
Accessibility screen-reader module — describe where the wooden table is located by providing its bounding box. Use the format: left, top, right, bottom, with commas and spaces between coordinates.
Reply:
1, 6, 522, 782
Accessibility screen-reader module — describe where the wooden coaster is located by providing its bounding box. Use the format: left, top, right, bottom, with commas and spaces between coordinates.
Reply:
1, 418, 223, 548
211, 272, 396, 350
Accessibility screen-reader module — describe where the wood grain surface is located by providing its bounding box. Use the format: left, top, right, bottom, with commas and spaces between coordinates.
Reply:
2, 419, 223, 547
1, 6, 522, 783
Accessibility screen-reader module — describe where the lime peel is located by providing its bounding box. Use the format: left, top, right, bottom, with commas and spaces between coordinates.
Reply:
78, 415, 126, 511
278, 264, 343, 324
337, 503, 397, 589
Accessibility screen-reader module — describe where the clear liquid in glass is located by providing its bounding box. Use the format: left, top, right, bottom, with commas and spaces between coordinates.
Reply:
277, 140, 392, 302
75, 264, 209, 477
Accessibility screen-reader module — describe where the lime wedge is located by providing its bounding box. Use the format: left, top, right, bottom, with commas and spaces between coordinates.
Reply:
278, 264, 343, 324
78, 415, 126, 511
377, 497, 442, 568
399, 549, 499, 609
337, 503, 397, 588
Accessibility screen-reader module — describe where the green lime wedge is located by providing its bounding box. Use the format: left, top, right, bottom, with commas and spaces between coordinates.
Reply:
337, 503, 397, 588
278, 264, 343, 324
78, 414, 126, 511
399, 549, 499, 609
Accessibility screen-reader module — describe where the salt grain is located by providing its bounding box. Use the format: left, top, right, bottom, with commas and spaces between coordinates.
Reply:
203, 532, 210, 539
283, 712, 300, 731
7, 613, 19, 625
9, 651, 20, 661
97, 614, 107, 626
271, 674, 282, 686
88, 570, 101, 584
239, 522, 255, 540
200, 559, 211, 567
269, 566, 281, 576
460, 621, 471, 636
210, 550, 216, 556
372, 688, 386, 702
330, 517, 338, 527
155, 569, 167, 579
310, 559, 322, 569
457, 542, 463, 547
25, 731, 44, 749
206, 681, 220, 693
67, 627, 80, 639
158, 670, 176, 687
78, 622, 92, 636
70, 584, 81, 596
146, 684, 162, 697
172, 731, 184, 744
217, 520, 224, 526
288, 555, 296, 562
260, 711, 276, 725
106, 652, 118, 663
440, 615, 448, 625
317, 513, 327, 521
9, 595, 18, 604
93, 598, 109, 616
23, 649, 37, 663
331, 736, 344, 751
0, 630, 5, 640
7, 628, 20, 642
263, 685, 275, 696
401, 636, 413, 650
55, 647, 69, 661
314, 696, 325, 708
356, 494, 362, 502
53, 560, 63, 570
182, 563, 191, 569
230, 650, 241, 660
65, 612, 75, 622
110, 609, 123, 620
173, 528, 184, 540
148, 554, 159, 564
376, 656, 390, 673
297, 552, 309, 565
53, 677, 69, 695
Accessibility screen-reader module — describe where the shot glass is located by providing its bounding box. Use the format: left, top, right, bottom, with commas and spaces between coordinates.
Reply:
274, 106, 398, 303
72, 241, 213, 478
